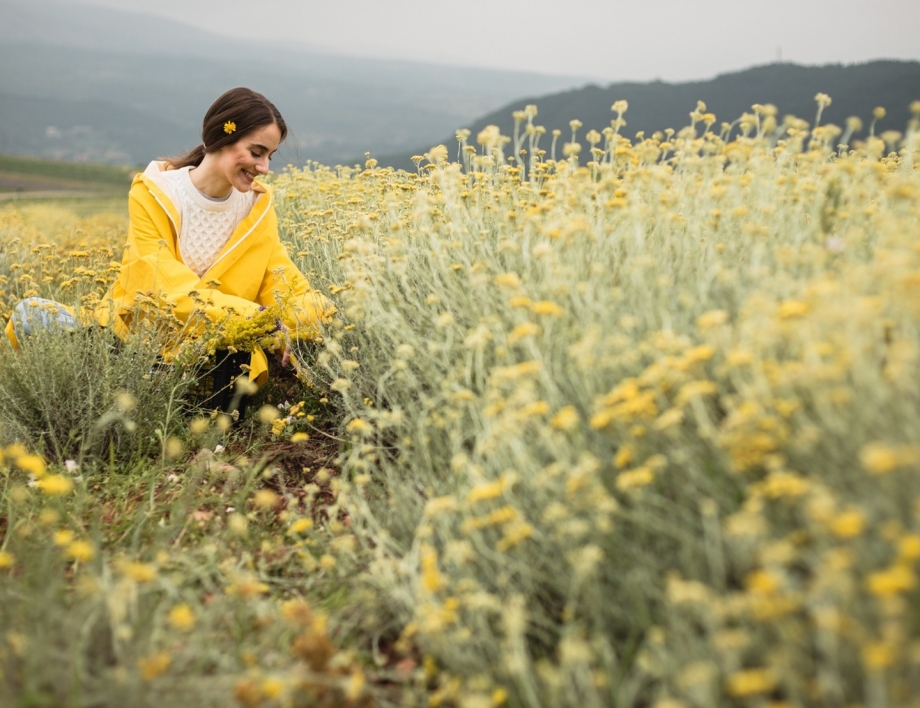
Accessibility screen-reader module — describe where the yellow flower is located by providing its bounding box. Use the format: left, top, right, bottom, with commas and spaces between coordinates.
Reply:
261, 677, 285, 699
468, 480, 505, 504
898, 534, 920, 561
15, 454, 46, 478
253, 489, 280, 509
867, 564, 916, 597
420, 543, 444, 592
614, 445, 634, 469
530, 300, 564, 317
549, 405, 579, 431
223, 121, 237, 134
258, 404, 280, 423
38, 474, 74, 496
496, 522, 534, 551
725, 668, 777, 697
675, 380, 717, 406
53, 529, 75, 546
778, 300, 809, 319
66, 540, 95, 562
119, 561, 158, 583
860, 442, 919, 475
167, 603, 196, 631
0, 551, 15, 569
226, 576, 269, 598
829, 509, 865, 538
616, 466, 654, 491
288, 517, 314, 535
346, 418, 372, 434
862, 641, 895, 671
138, 651, 171, 681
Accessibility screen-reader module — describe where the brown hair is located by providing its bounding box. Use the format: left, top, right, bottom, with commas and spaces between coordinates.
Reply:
166, 87, 287, 169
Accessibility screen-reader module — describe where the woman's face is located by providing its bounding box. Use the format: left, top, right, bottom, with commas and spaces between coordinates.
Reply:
217, 123, 282, 193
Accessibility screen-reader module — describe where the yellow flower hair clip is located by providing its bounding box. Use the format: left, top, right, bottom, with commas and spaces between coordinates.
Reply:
223, 121, 237, 135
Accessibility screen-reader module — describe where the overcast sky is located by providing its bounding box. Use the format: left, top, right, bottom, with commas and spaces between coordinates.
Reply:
76, 0, 920, 82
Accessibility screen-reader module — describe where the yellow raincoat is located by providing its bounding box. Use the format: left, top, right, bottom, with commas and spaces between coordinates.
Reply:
6, 161, 332, 383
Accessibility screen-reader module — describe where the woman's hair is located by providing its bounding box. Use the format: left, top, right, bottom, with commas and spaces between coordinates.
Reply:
166, 87, 287, 169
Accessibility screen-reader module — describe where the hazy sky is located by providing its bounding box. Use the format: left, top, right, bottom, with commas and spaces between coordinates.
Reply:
76, 0, 920, 82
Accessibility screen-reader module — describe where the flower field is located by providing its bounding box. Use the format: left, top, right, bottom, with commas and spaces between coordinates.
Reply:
1, 96, 920, 707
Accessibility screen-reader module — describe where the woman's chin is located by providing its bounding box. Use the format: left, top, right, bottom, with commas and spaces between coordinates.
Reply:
235, 173, 256, 192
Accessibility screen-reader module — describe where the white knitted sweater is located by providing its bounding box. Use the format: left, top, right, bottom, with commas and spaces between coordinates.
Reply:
161, 167, 257, 277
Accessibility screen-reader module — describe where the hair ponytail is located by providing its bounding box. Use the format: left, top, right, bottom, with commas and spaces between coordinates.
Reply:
164, 144, 206, 170
162, 88, 287, 170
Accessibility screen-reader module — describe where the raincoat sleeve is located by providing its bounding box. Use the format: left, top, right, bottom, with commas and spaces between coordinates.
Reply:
114, 187, 263, 326
255, 208, 335, 338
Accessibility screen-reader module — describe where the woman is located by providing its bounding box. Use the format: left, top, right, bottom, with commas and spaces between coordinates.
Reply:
6, 87, 333, 384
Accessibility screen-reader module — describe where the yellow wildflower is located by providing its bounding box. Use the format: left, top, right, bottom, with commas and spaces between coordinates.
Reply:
288, 518, 314, 535
65, 540, 95, 562
829, 509, 865, 539
616, 466, 654, 491
15, 454, 46, 477
778, 300, 809, 319
420, 543, 444, 593
37, 474, 74, 496
696, 309, 729, 329
725, 668, 777, 697
253, 489, 280, 509
530, 300, 564, 317
898, 534, 920, 561
860, 442, 919, 475
862, 641, 895, 671
119, 561, 158, 583
53, 529, 75, 546
226, 576, 270, 598
675, 380, 717, 406
549, 405, 579, 431
167, 603, 196, 631
261, 677, 285, 700
346, 418, 372, 434
867, 564, 916, 597
468, 480, 505, 504
138, 651, 171, 681
258, 405, 280, 423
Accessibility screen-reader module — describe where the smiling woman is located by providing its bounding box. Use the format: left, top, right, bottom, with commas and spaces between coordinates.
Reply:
5, 87, 334, 384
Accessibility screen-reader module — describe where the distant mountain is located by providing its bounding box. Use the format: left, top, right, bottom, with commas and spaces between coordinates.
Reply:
0, 0, 587, 166
377, 61, 920, 170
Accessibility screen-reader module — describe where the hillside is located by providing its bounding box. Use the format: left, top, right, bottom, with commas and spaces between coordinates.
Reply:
0, 0, 585, 166
377, 60, 920, 170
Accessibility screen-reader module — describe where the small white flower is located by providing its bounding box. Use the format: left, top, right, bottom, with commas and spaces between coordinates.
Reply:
64, 459, 79, 473
167, 474, 178, 483
214, 444, 225, 453
226, 506, 236, 513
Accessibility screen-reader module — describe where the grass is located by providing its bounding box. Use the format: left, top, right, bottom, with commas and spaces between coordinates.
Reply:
0, 155, 136, 191
1, 96, 920, 707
